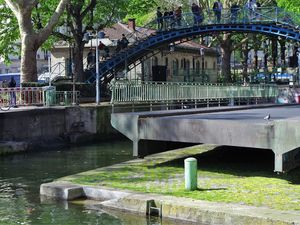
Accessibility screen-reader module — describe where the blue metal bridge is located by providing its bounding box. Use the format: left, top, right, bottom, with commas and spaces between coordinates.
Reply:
86, 7, 300, 84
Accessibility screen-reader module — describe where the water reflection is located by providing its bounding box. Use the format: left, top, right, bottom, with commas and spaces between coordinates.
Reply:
0, 140, 192, 225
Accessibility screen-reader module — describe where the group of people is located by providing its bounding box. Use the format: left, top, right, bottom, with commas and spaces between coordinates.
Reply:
86, 33, 129, 70
156, 6, 183, 30
213, 0, 261, 23
156, 0, 263, 30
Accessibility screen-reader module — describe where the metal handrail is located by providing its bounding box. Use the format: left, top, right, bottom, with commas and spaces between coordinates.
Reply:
110, 81, 279, 104
142, 7, 300, 31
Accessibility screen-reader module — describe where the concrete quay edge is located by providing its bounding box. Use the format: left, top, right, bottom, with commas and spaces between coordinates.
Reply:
40, 182, 300, 225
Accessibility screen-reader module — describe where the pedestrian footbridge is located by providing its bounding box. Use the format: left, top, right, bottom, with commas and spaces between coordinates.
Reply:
87, 7, 300, 84
111, 104, 300, 173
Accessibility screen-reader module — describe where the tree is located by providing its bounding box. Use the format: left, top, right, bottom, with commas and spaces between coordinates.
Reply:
66, 0, 130, 82
204, 0, 278, 82
3, 0, 69, 82
276, 0, 300, 13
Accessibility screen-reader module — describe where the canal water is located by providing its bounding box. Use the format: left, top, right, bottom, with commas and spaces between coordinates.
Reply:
0, 140, 183, 225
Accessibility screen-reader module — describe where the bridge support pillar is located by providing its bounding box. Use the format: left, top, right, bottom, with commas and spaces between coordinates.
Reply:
274, 148, 300, 173
274, 153, 283, 173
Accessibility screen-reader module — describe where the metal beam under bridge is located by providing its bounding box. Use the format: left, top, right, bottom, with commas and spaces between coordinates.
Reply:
111, 104, 300, 173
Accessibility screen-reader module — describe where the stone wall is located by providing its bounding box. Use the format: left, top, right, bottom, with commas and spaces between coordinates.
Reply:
0, 105, 120, 154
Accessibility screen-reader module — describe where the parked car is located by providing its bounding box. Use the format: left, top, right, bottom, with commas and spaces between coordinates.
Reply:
252, 72, 294, 84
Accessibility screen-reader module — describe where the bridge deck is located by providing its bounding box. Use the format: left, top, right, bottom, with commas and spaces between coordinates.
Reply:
111, 105, 300, 172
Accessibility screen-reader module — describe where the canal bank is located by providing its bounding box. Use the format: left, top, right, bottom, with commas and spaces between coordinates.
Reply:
0, 104, 121, 155
40, 145, 300, 225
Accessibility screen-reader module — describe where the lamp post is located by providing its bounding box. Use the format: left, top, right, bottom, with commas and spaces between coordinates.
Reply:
83, 28, 101, 105
200, 47, 204, 82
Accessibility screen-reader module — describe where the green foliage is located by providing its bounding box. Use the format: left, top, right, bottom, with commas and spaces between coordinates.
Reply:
0, 0, 65, 63
276, 0, 300, 13
0, 2, 19, 63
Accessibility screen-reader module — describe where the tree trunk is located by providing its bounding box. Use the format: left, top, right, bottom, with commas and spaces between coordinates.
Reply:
20, 35, 38, 83
73, 41, 85, 82
220, 34, 233, 83
242, 42, 249, 83
253, 35, 259, 72
69, 11, 85, 82
279, 39, 286, 68
272, 37, 278, 69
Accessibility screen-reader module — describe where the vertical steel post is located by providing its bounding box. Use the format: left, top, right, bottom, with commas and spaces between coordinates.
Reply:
185, 157, 197, 191
95, 33, 100, 105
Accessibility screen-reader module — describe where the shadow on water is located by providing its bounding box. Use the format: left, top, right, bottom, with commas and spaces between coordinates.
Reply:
0, 140, 201, 225
159, 145, 300, 184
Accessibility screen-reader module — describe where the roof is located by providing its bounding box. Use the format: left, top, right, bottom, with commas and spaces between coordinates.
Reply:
53, 22, 218, 55
102, 22, 154, 41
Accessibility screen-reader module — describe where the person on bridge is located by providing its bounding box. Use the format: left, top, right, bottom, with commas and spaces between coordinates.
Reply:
191, 3, 203, 26
169, 7, 175, 29
8, 76, 16, 107
121, 34, 129, 49
230, 3, 240, 23
213, 0, 222, 23
163, 8, 170, 30
245, 0, 256, 21
87, 48, 96, 69
156, 7, 163, 30
175, 6, 182, 27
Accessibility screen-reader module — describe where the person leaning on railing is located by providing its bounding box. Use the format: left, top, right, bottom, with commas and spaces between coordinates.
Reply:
191, 3, 204, 26
212, 0, 222, 23
230, 3, 240, 23
8, 76, 17, 107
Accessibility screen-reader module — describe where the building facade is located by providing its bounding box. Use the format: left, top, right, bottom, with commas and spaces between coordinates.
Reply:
50, 19, 219, 83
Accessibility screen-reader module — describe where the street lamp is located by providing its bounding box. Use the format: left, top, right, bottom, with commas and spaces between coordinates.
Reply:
83, 27, 101, 105
200, 47, 205, 82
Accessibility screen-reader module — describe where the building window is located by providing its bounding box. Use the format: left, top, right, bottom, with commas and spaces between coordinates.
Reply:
44, 50, 49, 60
192, 58, 195, 69
213, 61, 216, 69
152, 57, 158, 66
181, 59, 185, 69
173, 59, 179, 76
196, 61, 200, 73
185, 60, 190, 70
165, 57, 168, 66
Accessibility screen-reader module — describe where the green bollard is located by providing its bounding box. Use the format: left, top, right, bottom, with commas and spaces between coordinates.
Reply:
184, 157, 197, 191
64, 91, 69, 105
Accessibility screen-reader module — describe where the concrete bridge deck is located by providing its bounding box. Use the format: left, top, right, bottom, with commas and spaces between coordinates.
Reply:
111, 104, 300, 172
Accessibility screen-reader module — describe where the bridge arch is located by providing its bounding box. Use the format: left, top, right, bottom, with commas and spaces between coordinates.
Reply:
88, 9, 300, 83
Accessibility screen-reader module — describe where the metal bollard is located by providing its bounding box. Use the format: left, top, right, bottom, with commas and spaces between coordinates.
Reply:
64, 91, 69, 105
184, 157, 197, 191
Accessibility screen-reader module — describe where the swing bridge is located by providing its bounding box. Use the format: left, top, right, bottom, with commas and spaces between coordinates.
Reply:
108, 7, 300, 174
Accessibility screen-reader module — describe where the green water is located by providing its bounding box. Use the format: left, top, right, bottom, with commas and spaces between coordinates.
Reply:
0, 140, 182, 225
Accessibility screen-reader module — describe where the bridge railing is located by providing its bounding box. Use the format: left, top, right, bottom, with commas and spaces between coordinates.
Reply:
110, 81, 279, 105
0, 87, 80, 108
136, 7, 299, 36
